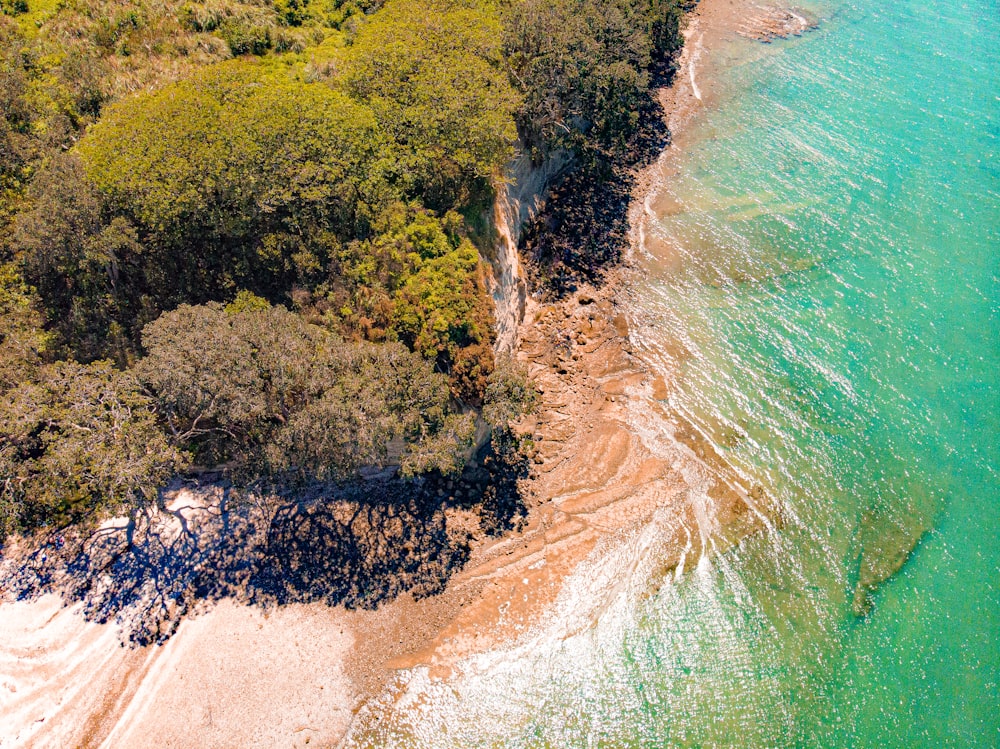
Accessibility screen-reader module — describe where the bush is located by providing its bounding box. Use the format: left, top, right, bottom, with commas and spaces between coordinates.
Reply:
392, 240, 496, 402
218, 17, 272, 55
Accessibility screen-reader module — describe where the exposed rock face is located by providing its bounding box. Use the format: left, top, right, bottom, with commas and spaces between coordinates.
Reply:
485, 148, 572, 353
737, 6, 818, 42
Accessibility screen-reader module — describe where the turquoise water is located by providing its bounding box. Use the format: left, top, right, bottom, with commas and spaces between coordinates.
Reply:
636, 0, 999, 743
343, 0, 999, 745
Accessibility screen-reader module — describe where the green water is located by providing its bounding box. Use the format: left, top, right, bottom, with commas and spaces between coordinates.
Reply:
342, 1, 999, 745
629, 0, 999, 743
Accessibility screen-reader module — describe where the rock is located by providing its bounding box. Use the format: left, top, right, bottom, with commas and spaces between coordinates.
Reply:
612, 314, 629, 337
737, 7, 818, 43
650, 376, 669, 401
851, 506, 934, 617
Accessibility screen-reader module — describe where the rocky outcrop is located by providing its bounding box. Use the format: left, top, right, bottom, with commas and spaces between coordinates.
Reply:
484, 148, 572, 353
737, 7, 818, 42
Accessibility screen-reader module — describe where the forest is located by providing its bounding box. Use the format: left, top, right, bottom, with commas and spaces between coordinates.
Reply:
0, 0, 684, 541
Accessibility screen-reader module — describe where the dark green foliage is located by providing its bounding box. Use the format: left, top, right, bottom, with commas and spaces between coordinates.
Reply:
482, 354, 538, 428
10, 153, 139, 364
0, 0, 29, 16
218, 17, 273, 55
305, 0, 381, 28
0, 264, 50, 391
0, 360, 187, 540
0, 20, 40, 226
136, 301, 472, 482
10, 62, 390, 361
502, 0, 683, 154
272, 0, 308, 26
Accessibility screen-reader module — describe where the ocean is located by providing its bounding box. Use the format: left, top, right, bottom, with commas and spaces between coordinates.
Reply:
343, 0, 999, 745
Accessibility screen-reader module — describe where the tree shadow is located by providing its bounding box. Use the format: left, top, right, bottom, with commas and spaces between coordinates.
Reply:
0, 447, 530, 646
522, 77, 673, 298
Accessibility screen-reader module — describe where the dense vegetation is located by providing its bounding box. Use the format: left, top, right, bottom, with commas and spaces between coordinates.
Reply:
1, 0, 684, 542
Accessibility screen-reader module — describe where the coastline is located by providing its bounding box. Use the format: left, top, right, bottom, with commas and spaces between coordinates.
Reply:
339, 0, 796, 739
0, 2, 792, 746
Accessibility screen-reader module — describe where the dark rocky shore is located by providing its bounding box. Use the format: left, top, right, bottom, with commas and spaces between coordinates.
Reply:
521, 73, 675, 297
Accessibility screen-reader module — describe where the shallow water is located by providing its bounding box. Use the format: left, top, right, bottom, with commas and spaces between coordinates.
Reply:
343, 0, 999, 745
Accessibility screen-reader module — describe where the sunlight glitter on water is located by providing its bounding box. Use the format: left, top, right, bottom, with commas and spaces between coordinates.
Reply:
341, 0, 999, 744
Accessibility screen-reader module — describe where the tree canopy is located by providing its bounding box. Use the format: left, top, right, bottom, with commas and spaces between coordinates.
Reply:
137, 301, 474, 483
0, 360, 186, 537
340, 0, 519, 209
0, 0, 686, 543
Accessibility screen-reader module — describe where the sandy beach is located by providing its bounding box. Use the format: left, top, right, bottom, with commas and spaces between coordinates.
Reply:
0, 2, 809, 746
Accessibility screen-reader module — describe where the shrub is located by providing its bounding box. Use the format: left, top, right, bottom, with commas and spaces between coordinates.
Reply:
392, 240, 496, 402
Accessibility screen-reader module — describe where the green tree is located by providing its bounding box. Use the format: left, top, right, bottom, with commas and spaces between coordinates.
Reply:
0, 263, 50, 391
137, 301, 473, 481
0, 360, 186, 540
482, 354, 538, 428
341, 0, 519, 209
502, 0, 683, 153
8, 153, 139, 364
392, 240, 496, 403
9, 61, 394, 362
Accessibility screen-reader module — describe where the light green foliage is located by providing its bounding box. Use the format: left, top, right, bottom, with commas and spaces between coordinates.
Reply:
10, 61, 390, 357
392, 240, 496, 402
8, 153, 138, 364
137, 301, 471, 482
0, 360, 187, 538
312, 203, 465, 343
81, 60, 387, 238
225, 289, 271, 314
0, 0, 346, 226
341, 0, 519, 209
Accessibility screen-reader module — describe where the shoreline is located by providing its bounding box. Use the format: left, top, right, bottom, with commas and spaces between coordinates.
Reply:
339, 0, 795, 738
0, 2, 797, 746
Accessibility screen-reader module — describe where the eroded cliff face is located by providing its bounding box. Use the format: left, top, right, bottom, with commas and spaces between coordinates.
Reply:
484, 148, 571, 353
